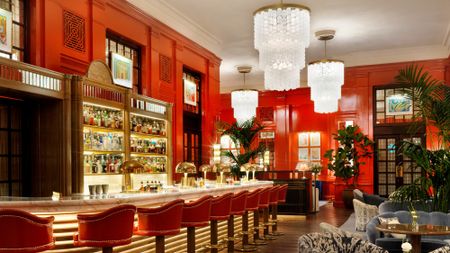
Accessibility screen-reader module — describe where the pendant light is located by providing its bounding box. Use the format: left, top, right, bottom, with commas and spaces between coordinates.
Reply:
307, 30, 344, 113
231, 66, 258, 125
254, 1, 311, 91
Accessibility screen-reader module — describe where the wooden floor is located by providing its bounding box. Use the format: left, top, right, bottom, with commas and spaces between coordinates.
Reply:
223, 202, 353, 253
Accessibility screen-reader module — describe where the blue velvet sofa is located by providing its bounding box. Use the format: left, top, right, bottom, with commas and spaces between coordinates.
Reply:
366, 211, 450, 253
378, 200, 433, 213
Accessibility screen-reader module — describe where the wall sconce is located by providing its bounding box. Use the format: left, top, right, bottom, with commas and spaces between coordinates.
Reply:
213, 144, 221, 164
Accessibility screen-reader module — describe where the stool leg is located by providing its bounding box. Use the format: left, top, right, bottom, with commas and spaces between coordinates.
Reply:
263, 207, 275, 240
102, 247, 113, 253
227, 215, 234, 253
235, 211, 257, 252
211, 220, 219, 253
187, 227, 196, 253
271, 204, 283, 236
156, 235, 165, 253
248, 210, 266, 246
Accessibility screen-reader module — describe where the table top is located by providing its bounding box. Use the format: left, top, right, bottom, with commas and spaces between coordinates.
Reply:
376, 223, 450, 236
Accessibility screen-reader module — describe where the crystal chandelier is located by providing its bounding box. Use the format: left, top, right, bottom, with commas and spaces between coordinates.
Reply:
254, 3, 310, 91
231, 66, 259, 125
308, 30, 344, 113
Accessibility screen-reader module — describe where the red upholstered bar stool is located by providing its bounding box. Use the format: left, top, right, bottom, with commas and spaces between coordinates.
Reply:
0, 209, 55, 252
135, 199, 184, 253
258, 187, 275, 240
181, 195, 213, 253
249, 187, 269, 246
268, 185, 282, 236
209, 193, 233, 253
272, 184, 288, 236
227, 190, 248, 252
235, 188, 262, 252
73, 204, 136, 253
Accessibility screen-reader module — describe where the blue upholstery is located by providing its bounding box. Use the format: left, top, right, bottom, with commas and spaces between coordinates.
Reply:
378, 200, 433, 213
363, 193, 387, 207
367, 211, 450, 253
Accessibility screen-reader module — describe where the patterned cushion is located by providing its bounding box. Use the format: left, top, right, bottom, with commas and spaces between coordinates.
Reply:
430, 245, 450, 253
377, 217, 406, 239
319, 222, 364, 239
353, 199, 379, 232
298, 232, 388, 253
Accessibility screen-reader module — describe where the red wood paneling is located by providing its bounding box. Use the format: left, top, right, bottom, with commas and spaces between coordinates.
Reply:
220, 58, 450, 205
28, 0, 221, 181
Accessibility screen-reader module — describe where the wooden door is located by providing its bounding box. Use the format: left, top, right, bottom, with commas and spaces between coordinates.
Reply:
374, 135, 423, 197
0, 98, 23, 196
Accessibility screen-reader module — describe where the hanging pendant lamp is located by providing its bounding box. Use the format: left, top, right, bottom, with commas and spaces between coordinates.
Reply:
231, 66, 259, 125
307, 30, 344, 113
254, 2, 311, 91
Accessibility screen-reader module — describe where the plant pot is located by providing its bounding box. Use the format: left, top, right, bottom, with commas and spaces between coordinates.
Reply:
342, 188, 355, 209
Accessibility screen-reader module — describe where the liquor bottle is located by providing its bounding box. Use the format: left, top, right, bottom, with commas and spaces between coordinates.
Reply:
145, 181, 150, 192
139, 181, 145, 192
100, 155, 106, 173
84, 156, 91, 173
95, 158, 101, 174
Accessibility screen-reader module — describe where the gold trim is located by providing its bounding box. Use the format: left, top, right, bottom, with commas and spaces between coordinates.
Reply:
254, 3, 310, 16
308, 59, 345, 65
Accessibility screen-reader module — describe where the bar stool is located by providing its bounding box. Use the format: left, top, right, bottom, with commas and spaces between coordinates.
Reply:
74, 204, 136, 253
272, 184, 288, 236
258, 187, 275, 240
0, 209, 55, 252
235, 188, 262, 252
268, 185, 282, 236
249, 187, 269, 246
181, 195, 213, 253
209, 193, 233, 253
135, 199, 184, 253
227, 190, 248, 252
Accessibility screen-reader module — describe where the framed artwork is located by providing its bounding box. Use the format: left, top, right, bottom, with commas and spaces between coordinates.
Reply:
111, 53, 133, 88
184, 78, 197, 106
310, 147, 321, 161
298, 148, 309, 161
338, 120, 354, 130
310, 132, 321, 146
385, 94, 412, 116
0, 8, 12, 53
260, 131, 275, 139
298, 133, 308, 147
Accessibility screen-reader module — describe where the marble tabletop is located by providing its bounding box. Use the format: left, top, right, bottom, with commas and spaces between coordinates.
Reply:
0, 181, 273, 213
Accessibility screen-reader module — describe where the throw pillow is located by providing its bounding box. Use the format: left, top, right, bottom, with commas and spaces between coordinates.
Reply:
378, 217, 406, 239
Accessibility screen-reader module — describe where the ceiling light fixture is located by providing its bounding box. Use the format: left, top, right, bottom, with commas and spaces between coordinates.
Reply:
254, 1, 310, 91
307, 30, 344, 113
231, 66, 259, 125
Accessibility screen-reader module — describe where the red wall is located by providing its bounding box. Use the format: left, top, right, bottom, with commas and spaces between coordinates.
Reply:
220, 58, 450, 206
28, 0, 221, 180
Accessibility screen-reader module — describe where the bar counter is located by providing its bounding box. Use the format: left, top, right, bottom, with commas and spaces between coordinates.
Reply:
0, 181, 273, 253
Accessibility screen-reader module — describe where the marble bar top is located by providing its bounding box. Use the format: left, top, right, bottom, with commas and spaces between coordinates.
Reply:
0, 181, 273, 213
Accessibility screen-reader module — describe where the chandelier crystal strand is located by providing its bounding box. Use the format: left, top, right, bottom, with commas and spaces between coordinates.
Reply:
254, 4, 310, 91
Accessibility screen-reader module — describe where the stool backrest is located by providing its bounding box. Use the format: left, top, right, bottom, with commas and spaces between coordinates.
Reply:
230, 190, 248, 215
0, 209, 54, 253
210, 193, 233, 220
136, 199, 184, 236
245, 188, 262, 210
258, 187, 271, 207
75, 204, 136, 247
269, 185, 281, 204
181, 195, 212, 227
278, 184, 288, 203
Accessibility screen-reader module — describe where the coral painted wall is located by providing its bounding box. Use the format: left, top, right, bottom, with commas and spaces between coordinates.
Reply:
28, 0, 221, 180
220, 58, 450, 206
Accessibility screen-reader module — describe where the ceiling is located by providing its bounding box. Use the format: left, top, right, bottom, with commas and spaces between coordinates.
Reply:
128, 0, 450, 93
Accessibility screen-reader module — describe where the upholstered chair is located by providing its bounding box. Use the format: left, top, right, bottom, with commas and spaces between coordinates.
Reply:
298, 232, 388, 253
0, 209, 55, 253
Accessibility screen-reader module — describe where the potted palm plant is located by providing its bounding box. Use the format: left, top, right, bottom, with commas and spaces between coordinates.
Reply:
389, 65, 450, 212
221, 117, 265, 178
324, 125, 374, 208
